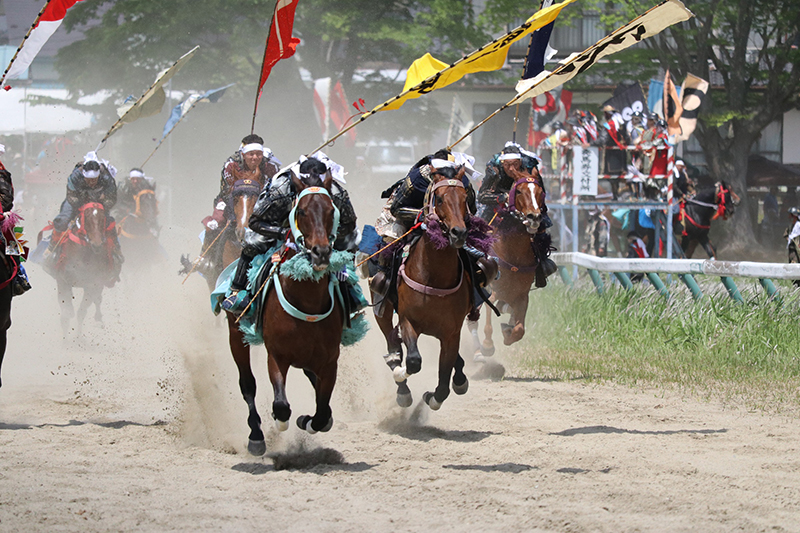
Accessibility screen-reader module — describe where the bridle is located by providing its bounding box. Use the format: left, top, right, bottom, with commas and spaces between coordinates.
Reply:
71, 202, 114, 246
423, 174, 467, 231
288, 186, 340, 253
132, 189, 157, 218
507, 175, 546, 222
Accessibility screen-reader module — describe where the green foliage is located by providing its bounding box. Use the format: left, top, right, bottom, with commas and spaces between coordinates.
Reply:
513, 281, 800, 410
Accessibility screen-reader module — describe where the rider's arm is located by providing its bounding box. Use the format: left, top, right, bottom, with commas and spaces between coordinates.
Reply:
248, 174, 293, 238
332, 184, 358, 251
477, 164, 504, 207
103, 175, 117, 209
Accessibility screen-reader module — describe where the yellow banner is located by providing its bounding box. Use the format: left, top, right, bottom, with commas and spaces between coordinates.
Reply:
378, 0, 577, 112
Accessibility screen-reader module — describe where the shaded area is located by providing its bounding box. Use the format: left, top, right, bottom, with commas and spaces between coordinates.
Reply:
380, 423, 496, 443
0, 419, 169, 431
557, 467, 589, 474
442, 462, 536, 473
232, 457, 375, 475
471, 361, 506, 381
551, 425, 728, 437
0, 422, 33, 430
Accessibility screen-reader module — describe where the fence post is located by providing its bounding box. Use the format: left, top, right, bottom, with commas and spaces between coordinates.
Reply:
588, 269, 604, 294
558, 265, 573, 287
613, 272, 634, 290
679, 274, 703, 300
646, 273, 669, 299
758, 278, 780, 301
720, 276, 744, 303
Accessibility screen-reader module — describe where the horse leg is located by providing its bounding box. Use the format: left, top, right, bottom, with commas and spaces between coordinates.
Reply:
374, 305, 403, 372
502, 296, 529, 346
267, 354, 292, 431
682, 235, 697, 258
481, 304, 496, 358
297, 360, 337, 434
76, 288, 92, 335
92, 285, 104, 326
466, 318, 482, 358
0, 293, 10, 388
399, 317, 422, 376
227, 315, 264, 455
423, 334, 459, 410
452, 354, 468, 395
700, 236, 716, 260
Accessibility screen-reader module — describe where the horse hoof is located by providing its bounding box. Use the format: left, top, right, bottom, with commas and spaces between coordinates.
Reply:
423, 392, 442, 411
248, 439, 267, 456
406, 356, 422, 375
320, 417, 333, 433
453, 377, 469, 395
392, 365, 408, 383
481, 342, 495, 358
296, 415, 318, 434
396, 392, 413, 408
275, 419, 289, 432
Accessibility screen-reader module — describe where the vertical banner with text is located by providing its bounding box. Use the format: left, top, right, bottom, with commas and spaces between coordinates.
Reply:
573, 146, 599, 196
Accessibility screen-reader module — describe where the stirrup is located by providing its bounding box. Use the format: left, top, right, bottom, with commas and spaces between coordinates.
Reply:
222, 290, 250, 313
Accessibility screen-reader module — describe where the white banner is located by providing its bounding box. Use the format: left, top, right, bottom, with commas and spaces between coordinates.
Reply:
573, 146, 599, 196
514, 0, 693, 103
447, 94, 473, 152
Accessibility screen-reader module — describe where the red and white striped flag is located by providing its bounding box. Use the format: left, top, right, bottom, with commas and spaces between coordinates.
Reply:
4, 0, 84, 82
255, 0, 300, 101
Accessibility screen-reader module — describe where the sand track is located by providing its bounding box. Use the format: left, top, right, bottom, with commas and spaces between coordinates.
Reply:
1, 262, 798, 532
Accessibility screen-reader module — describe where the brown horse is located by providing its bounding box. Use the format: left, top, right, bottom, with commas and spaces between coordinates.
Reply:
470, 160, 547, 356
373, 166, 473, 410
674, 181, 739, 259
260, 174, 344, 435
117, 189, 165, 269
52, 202, 118, 335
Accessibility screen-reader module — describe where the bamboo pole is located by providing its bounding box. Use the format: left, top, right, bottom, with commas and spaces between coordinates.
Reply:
0, 0, 53, 87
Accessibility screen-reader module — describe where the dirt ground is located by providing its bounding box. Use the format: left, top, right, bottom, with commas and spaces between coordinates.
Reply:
1, 258, 799, 533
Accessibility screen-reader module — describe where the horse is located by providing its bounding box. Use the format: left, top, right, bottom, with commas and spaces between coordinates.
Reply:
674, 181, 740, 259
373, 166, 473, 411
117, 188, 165, 270
52, 202, 119, 335
260, 173, 346, 437
470, 160, 547, 356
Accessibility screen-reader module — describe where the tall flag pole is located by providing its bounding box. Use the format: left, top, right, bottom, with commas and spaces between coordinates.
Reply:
514, 0, 553, 144
250, 0, 301, 134
309, 0, 577, 155
1, 0, 84, 88
449, 0, 693, 150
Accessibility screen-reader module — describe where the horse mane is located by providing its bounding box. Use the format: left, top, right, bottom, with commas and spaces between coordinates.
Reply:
430, 166, 460, 181
693, 185, 717, 204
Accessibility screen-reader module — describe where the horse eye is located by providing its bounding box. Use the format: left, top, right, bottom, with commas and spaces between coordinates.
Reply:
436, 196, 443, 205
296, 208, 305, 217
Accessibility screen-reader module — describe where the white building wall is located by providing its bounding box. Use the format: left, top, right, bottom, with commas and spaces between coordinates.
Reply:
782, 109, 800, 164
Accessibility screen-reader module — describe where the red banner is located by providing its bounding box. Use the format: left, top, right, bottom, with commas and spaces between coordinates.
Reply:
256, 0, 301, 99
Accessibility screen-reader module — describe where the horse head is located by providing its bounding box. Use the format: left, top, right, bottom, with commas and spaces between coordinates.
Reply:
76, 202, 110, 253
427, 166, 469, 248
230, 179, 261, 241
501, 158, 546, 234
714, 180, 740, 220
134, 188, 158, 226
290, 167, 339, 271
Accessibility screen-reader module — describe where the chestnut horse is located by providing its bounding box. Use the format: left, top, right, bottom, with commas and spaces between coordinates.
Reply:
260, 174, 345, 436
675, 181, 739, 259
53, 202, 118, 335
470, 160, 547, 356
117, 188, 165, 269
373, 166, 473, 410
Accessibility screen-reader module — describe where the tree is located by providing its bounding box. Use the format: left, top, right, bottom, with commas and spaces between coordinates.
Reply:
573, 0, 800, 255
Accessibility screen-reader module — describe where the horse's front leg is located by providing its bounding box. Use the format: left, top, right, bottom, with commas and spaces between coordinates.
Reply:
423, 333, 459, 410
399, 316, 422, 376
267, 353, 291, 431
226, 314, 264, 455
481, 299, 496, 359
502, 295, 529, 346
374, 300, 403, 372
93, 286, 104, 325
56, 280, 74, 335
297, 359, 337, 434
700, 236, 716, 260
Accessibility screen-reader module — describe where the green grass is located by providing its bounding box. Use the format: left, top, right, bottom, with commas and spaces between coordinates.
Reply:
509, 276, 800, 412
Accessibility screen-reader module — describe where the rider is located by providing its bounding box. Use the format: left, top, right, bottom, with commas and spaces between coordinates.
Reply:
199, 134, 281, 276
117, 167, 155, 218
45, 152, 122, 270
221, 152, 358, 313
477, 142, 557, 288
0, 167, 31, 295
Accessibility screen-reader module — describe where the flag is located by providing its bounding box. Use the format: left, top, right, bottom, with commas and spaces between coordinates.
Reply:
161, 84, 234, 140
101, 46, 199, 143
4, 0, 84, 82
377, 0, 576, 112
329, 80, 356, 147
663, 69, 683, 136
522, 0, 558, 80
255, 0, 300, 101
312, 78, 332, 140
528, 88, 570, 149
514, 0, 693, 103
647, 78, 664, 118
675, 74, 708, 142
447, 94, 473, 152
602, 83, 649, 121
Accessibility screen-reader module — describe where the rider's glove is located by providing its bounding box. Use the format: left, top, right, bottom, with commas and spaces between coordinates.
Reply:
215, 201, 226, 211
206, 219, 219, 231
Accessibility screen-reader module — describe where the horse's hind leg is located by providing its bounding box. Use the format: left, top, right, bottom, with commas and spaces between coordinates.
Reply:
57, 280, 74, 335
399, 317, 422, 376
452, 354, 468, 396
423, 334, 459, 410
502, 295, 529, 346
700, 236, 716, 260
480, 304, 496, 359
227, 315, 264, 455
297, 360, 337, 434
374, 304, 403, 373
268, 354, 292, 431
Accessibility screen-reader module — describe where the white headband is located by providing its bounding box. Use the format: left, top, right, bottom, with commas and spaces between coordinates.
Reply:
0, 144, 5, 155
129, 170, 145, 179
309, 151, 346, 184
499, 153, 521, 161
241, 143, 264, 154
83, 169, 100, 179
431, 159, 456, 169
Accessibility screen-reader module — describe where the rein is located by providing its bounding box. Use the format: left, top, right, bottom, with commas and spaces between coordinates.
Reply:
132, 189, 157, 218
71, 202, 114, 245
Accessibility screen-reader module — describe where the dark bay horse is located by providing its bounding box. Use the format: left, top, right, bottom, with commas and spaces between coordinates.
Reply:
471, 159, 547, 355
53, 202, 118, 334
675, 181, 739, 259
117, 188, 165, 269
260, 174, 345, 437
373, 166, 473, 411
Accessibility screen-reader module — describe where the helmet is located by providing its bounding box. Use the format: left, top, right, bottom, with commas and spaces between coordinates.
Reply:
632, 111, 644, 118
656, 119, 667, 128
552, 121, 563, 131
789, 206, 800, 217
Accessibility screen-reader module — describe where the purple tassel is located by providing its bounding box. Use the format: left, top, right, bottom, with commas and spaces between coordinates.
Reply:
466, 215, 495, 255
425, 218, 450, 250
1, 212, 22, 235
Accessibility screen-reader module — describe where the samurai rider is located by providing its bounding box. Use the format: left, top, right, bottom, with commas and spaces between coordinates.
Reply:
785, 206, 800, 288
45, 152, 123, 277
199, 134, 281, 277
477, 142, 557, 287
0, 168, 31, 295
369, 148, 497, 313
222, 152, 359, 313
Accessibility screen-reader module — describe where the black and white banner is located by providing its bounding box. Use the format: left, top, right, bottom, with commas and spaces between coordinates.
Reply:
573, 146, 599, 196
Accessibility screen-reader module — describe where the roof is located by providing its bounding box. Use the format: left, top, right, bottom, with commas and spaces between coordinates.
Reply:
747, 154, 800, 188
